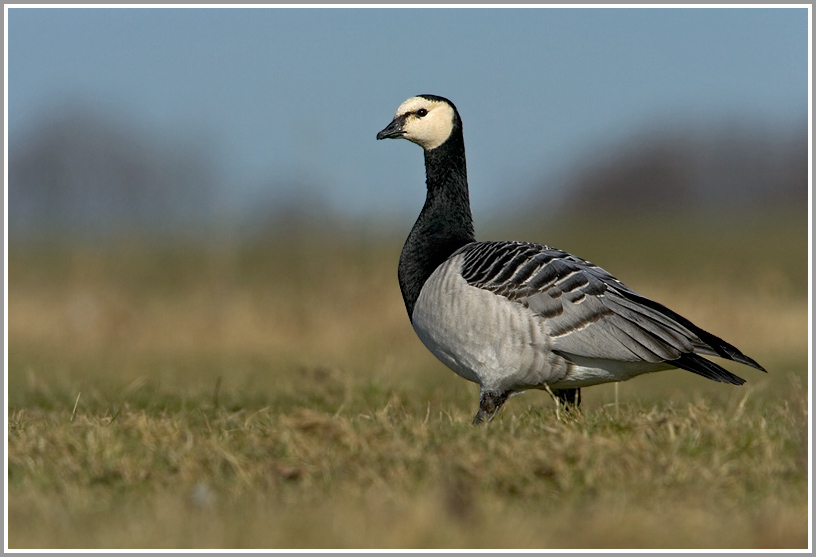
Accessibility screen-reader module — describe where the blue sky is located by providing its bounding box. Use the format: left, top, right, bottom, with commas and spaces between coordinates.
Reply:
7, 7, 810, 224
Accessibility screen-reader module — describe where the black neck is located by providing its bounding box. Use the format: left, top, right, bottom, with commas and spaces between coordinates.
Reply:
398, 128, 475, 319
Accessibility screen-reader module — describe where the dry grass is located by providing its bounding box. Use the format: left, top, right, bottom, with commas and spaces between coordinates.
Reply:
7, 212, 810, 549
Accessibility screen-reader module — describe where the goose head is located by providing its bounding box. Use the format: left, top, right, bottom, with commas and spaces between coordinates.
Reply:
376, 95, 459, 151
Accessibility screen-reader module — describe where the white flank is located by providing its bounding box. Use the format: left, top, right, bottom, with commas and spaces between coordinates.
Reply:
411, 253, 571, 393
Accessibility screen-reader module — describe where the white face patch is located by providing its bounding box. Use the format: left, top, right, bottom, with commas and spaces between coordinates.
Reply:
393, 96, 456, 151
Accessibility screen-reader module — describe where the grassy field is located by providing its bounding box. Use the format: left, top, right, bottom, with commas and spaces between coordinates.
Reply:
7, 211, 810, 549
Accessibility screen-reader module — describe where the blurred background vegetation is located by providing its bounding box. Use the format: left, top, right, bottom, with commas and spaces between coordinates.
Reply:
8, 102, 807, 242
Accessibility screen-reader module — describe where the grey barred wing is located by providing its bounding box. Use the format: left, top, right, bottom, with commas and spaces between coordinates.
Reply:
458, 241, 763, 384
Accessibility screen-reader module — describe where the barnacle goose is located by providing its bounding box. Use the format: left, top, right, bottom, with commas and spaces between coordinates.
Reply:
376, 94, 766, 425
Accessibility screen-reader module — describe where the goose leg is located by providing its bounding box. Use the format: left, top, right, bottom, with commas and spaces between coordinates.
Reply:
472, 390, 509, 425
551, 387, 581, 408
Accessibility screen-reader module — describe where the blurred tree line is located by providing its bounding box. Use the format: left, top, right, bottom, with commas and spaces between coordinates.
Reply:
8, 106, 808, 243
556, 123, 807, 215
8, 107, 219, 240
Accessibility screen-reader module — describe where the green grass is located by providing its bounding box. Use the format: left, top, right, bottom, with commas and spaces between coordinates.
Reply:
7, 212, 809, 549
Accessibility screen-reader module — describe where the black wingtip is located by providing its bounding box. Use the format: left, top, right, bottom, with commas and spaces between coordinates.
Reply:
722, 348, 767, 373
619, 290, 767, 373
700, 337, 766, 373
670, 353, 747, 385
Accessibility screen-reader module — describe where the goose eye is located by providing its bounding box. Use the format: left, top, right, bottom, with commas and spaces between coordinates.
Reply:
416, 108, 428, 117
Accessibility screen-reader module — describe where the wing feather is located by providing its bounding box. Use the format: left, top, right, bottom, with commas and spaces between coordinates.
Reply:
458, 240, 764, 379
